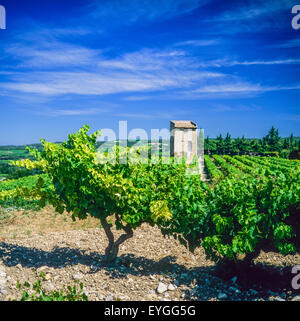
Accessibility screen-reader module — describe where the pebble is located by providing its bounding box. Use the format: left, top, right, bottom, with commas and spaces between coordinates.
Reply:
157, 282, 168, 294
105, 294, 114, 301
167, 284, 176, 291
37, 266, 48, 273
1, 223, 298, 302
73, 273, 84, 281
45, 273, 51, 281
44, 282, 55, 292
0, 264, 7, 297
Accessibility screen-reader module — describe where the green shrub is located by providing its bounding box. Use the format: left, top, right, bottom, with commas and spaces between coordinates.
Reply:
16, 273, 88, 301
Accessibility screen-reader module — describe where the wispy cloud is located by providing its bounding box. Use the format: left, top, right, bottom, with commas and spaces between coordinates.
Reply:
0, 67, 224, 96
212, 0, 294, 22
271, 38, 300, 48
113, 112, 173, 119
1, 21, 299, 101
30, 107, 109, 117
228, 59, 300, 66
183, 81, 300, 98
89, 0, 206, 23
195, 58, 300, 67
203, 0, 294, 34
0, 44, 224, 96
210, 104, 261, 112
97, 49, 189, 71
174, 39, 220, 47
6, 41, 101, 68
122, 95, 157, 101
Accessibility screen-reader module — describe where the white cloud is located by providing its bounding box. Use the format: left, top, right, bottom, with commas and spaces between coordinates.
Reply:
33, 108, 108, 117
227, 59, 300, 66
97, 49, 191, 71
195, 58, 300, 68
6, 42, 101, 68
1, 45, 224, 96
185, 82, 300, 97
271, 38, 300, 48
89, 0, 206, 23
113, 112, 173, 119
213, 0, 294, 22
122, 95, 155, 101
174, 39, 220, 47
210, 104, 261, 112
2, 30, 299, 100
202, 0, 294, 34
1, 68, 223, 96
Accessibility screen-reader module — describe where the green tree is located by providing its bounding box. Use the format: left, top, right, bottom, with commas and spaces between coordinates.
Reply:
235, 136, 250, 155
223, 133, 233, 155
289, 134, 295, 150
263, 126, 281, 152
204, 136, 216, 155
216, 134, 224, 154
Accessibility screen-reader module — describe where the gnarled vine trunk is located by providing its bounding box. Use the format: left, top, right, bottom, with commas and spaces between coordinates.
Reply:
100, 216, 133, 262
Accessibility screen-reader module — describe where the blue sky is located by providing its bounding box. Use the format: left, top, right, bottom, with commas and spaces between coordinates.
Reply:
0, 0, 299, 145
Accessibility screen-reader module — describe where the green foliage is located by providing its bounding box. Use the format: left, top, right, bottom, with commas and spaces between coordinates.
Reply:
1, 126, 299, 266
0, 148, 41, 180
204, 155, 224, 182
16, 273, 88, 301
0, 174, 51, 209
200, 171, 299, 261
223, 155, 261, 176
212, 155, 244, 178
204, 127, 299, 156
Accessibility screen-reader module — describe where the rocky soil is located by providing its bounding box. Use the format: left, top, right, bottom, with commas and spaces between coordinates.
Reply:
0, 222, 299, 301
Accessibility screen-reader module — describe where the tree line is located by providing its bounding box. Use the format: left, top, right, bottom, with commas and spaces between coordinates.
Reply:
203, 126, 300, 159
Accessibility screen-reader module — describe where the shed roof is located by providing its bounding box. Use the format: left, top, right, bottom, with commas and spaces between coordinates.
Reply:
170, 120, 197, 129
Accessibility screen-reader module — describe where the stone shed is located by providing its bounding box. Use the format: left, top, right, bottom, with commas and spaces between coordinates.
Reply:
170, 120, 197, 164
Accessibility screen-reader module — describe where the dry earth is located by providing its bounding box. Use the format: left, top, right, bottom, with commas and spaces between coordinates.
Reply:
0, 206, 299, 302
